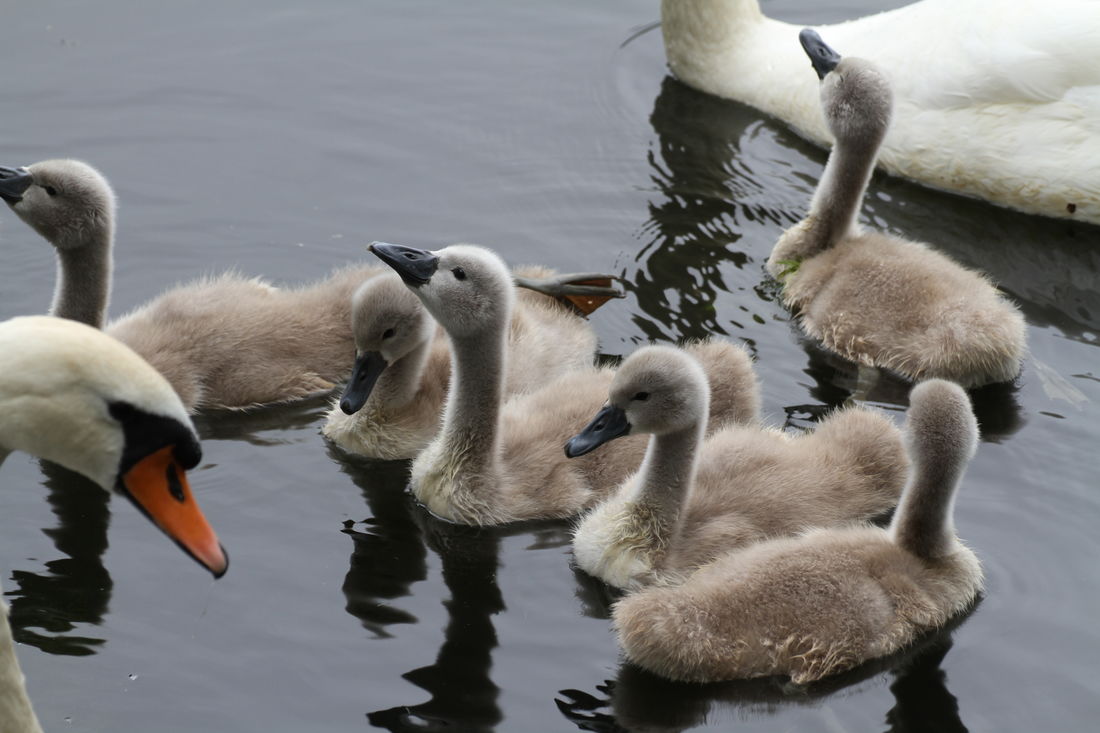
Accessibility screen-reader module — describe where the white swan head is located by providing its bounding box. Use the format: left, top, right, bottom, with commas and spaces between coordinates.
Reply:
0, 159, 115, 251
566, 345, 710, 458
339, 273, 436, 414
0, 316, 227, 577
799, 29, 893, 147
369, 241, 515, 339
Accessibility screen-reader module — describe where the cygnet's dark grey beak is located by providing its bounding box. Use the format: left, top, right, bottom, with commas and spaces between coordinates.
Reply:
0, 165, 32, 204
339, 350, 389, 414
565, 404, 631, 458
369, 242, 440, 287
799, 29, 842, 80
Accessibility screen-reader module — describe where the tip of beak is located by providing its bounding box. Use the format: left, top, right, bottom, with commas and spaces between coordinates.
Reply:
210, 545, 229, 581
190, 538, 229, 579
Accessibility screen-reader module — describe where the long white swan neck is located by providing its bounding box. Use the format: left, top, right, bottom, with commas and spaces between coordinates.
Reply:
371, 337, 433, 410
0, 597, 45, 733
52, 228, 112, 328
628, 410, 707, 545
437, 327, 506, 469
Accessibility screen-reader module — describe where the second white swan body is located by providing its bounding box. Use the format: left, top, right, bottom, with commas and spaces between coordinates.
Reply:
662, 0, 1100, 224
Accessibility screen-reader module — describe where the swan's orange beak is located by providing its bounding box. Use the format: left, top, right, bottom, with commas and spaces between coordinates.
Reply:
120, 446, 229, 578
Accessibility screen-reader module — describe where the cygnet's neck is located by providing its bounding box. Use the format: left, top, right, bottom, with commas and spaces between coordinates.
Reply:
890, 434, 968, 559
787, 128, 882, 261
436, 327, 507, 474
52, 230, 112, 329
626, 410, 707, 551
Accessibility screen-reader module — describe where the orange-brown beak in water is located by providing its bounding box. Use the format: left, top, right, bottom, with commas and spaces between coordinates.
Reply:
119, 446, 229, 578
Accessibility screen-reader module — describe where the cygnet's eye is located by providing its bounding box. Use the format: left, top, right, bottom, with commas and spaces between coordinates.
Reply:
382, 328, 396, 340
633, 392, 650, 402
452, 267, 467, 281
43, 185, 58, 197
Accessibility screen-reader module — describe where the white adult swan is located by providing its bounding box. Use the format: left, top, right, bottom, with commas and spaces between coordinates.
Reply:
0, 316, 229, 733
613, 379, 984, 684
0, 161, 619, 412
767, 32, 1026, 387
661, 0, 1100, 224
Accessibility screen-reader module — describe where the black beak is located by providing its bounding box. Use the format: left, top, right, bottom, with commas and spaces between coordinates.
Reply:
799, 29, 842, 80
0, 165, 32, 204
369, 242, 440, 287
339, 351, 389, 414
565, 404, 631, 458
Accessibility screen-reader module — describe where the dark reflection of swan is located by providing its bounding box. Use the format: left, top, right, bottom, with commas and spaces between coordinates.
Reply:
367, 517, 505, 733
628, 76, 801, 344
556, 605, 976, 733
327, 446, 428, 638
6, 462, 112, 656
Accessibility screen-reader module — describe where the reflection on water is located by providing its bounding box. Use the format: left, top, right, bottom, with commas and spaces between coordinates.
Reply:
191, 395, 335, 446
884, 637, 968, 733
368, 519, 504, 733
557, 611, 976, 733
330, 448, 427, 639
6, 463, 112, 656
627, 76, 778, 344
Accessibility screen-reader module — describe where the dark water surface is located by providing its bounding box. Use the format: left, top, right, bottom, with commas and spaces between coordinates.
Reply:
2, 1, 1098, 730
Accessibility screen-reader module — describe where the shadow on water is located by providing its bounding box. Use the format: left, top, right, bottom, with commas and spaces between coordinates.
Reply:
368, 515, 505, 733
5, 462, 112, 656
556, 604, 978, 733
326, 446, 428, 639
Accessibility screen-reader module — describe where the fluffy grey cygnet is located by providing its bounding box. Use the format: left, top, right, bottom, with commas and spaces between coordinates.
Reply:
767, 31, 1026, 388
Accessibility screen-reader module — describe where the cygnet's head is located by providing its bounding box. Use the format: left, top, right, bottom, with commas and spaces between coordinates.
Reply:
0, 159, 116, 250
0, 316, 227, 577
799, 29, 893, 148
338, 273, 436, 414
565, 345, 710, 458
369, 241, 515, 339
905, 379, 980, 468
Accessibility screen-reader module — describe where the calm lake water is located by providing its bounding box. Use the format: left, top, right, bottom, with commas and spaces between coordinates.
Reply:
2, 1, 1099, 731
